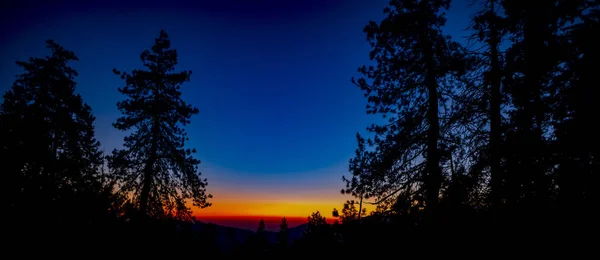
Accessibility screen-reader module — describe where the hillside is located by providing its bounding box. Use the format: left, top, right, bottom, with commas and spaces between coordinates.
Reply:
191, 220, 307, 253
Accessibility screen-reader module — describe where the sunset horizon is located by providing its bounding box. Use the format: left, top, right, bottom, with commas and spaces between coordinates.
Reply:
189, 191, 373, 231
5, 0, 591, 256
192, 215, 327, 232
0, 0, 389, 230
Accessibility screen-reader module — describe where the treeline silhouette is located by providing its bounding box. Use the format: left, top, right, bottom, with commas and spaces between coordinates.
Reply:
341, 0, 599, 251
2, 0, 598, 256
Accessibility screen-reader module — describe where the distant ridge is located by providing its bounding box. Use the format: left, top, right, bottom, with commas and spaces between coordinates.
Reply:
193, 216, 310, 231
190, 220, 307, 252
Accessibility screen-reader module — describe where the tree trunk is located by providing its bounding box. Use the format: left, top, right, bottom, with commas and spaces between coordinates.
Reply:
489, 0, 502, 225
523, 2, 549, 217
358, 195, 363, 222
420, 3, 441, 226
425, 71, 441, 225
139, 136, 157, 218
412, 0, 442, 227
139, 81, 161, 218
424, 53, 441, 226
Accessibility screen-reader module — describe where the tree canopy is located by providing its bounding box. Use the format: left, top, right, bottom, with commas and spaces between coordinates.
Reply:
108, 30, 211, 220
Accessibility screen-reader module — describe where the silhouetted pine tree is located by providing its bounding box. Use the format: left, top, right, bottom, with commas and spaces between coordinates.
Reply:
0, 40, 108, 244
252, 219, 269, 255
351, 0, 468, 225
257, 219, 266, 233
278, 217, 289, 248
548, 1, 600, 226
305, 211, 328, 235
498, 0, 589, 225
342, 133, 374, 220
341, 0, 600, 248
501, 0, 550, 223
107, 30, 211, 221
302, 211, 331, 247
467, 0, 509, 223
336, 200, 367, 224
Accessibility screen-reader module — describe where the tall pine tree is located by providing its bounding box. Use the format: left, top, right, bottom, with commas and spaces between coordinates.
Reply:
350, 0, 467, 224
278, 217, 289, 247
499, 0, 584, 222
469, 0, 509, 223
548, 1, 600, 225
108, 30, 211, 220
1, 40, 105, 240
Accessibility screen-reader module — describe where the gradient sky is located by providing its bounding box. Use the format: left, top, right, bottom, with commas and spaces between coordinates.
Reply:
1, 0, 475, 225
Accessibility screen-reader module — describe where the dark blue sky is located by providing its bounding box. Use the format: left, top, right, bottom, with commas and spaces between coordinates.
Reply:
1, 0, 475, 215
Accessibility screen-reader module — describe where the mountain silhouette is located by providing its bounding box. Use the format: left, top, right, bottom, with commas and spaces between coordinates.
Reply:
191, 220, 307, 253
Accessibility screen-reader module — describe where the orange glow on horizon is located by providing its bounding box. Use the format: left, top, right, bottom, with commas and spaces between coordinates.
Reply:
192, 199, 345, 218
188, 190, 374, 220
185, 162, 375, 223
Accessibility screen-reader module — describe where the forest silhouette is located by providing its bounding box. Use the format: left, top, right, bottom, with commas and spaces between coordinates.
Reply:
2, 0, 598, 256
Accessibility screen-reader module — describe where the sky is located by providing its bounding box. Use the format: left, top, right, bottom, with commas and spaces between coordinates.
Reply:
1, 0, 475, 229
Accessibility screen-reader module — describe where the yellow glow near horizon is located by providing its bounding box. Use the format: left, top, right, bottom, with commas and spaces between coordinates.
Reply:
190, 193, 375, 219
